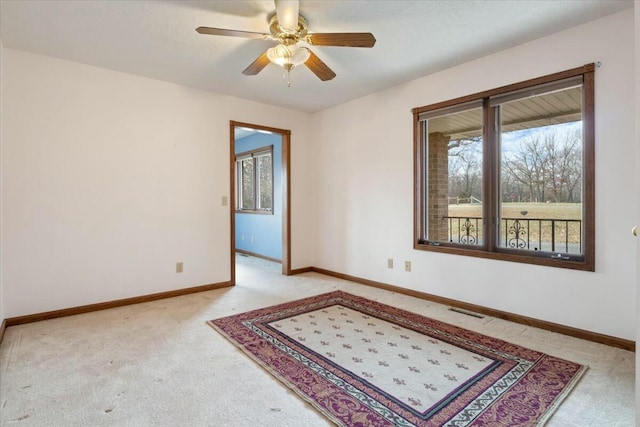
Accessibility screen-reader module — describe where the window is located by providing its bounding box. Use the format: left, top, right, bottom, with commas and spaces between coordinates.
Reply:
236, 146, 273, 214
413, 64, 594, 270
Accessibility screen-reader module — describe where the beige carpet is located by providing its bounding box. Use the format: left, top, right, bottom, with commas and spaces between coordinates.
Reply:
0, 255, 635, 426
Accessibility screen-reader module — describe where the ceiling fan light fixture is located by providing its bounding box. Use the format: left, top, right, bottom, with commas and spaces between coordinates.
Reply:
266, 44, 310, 68
197, 0, 374, 84
266, 44, 310, 87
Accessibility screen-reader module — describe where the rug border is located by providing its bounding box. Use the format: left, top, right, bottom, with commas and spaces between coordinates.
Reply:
207, 317, 344, 427
208, 290, 589, 427
535, 363, 588, 426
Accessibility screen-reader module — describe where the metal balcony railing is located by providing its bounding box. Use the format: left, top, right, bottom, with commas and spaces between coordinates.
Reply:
444, 216, 582, 254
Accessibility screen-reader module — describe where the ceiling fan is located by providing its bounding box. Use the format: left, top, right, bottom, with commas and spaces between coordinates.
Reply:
196, 0, 376, 86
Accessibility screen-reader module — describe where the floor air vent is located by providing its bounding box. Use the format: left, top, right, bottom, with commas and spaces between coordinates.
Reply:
448, 307, 484, 319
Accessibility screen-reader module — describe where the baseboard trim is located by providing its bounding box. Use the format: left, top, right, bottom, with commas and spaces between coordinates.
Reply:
5, 281, 232, 327
0, 319, 6, 346
311, 267, 635, 352
235, 249, 282, 264
3, 267, 634, 352
289, 267, 314, 275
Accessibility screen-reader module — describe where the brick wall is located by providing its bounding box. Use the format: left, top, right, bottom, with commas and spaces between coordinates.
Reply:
428, 132, 450, 241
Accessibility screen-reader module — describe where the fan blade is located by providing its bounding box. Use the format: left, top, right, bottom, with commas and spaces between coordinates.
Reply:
196, 27, 270, 40
305, 51, 336, 81
275, 0, 299, 32
306, 33, 376, 48
242, 51, 271, 76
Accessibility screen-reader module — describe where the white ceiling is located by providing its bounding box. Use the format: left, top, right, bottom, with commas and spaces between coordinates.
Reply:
0, 0, 632, 113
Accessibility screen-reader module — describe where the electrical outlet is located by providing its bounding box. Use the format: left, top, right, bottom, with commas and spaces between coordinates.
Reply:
176, 262, 183, 273
387, 258, 394, 269
404, 261, 411, 272
222, 196, 228, 206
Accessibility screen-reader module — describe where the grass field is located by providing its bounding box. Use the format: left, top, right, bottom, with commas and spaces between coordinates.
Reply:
446, 203, 582, 248
448, 202, 581, 220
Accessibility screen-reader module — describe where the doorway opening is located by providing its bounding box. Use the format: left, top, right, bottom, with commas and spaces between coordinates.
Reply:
229, 121, 291, 284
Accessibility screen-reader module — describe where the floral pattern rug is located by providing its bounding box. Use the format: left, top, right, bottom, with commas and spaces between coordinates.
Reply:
209, 291, 586, 426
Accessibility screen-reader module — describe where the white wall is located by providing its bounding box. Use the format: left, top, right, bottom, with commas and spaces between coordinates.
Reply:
0, 9, 634, 343
1, 49, 314, 318
311, 9, 636, 340
0, 38, 4, 324
634, 1, 639, 421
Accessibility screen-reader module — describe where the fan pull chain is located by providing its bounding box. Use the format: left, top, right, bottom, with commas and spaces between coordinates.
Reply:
282, 64, 294, 87
285, 68, 291, 87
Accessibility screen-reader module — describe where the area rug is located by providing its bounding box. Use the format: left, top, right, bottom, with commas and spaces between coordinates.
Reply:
208, 291, 586, 426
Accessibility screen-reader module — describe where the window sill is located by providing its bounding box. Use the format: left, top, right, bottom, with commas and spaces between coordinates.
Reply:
235, 209, 274, 215
414, 242, 594, 272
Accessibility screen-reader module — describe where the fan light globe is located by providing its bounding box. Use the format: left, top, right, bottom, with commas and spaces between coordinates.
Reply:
267, 44, 310, 68
266, 44, 310, 87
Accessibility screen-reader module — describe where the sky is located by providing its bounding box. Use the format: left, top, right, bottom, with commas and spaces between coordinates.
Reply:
500, 121, 582, 156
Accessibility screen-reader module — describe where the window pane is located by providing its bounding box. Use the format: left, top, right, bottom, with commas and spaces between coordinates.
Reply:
425, 106, 483, 245
498, 85, 583, 255
241, 158, 255, 210
257, 154, 273, 210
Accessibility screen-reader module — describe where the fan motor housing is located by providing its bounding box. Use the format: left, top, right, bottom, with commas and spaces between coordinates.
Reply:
269, 14, 308, 44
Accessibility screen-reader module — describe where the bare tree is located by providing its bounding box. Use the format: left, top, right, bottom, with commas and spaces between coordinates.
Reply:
448, 137, 482, 201
449, 151, 481, 199
502, 129, 582, 203
448, 136, 481, 152
445, 126, 582, 206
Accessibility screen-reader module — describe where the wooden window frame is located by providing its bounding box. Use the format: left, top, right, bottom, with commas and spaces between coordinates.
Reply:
413, 64, 595, 271
235, 145, 274, 215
